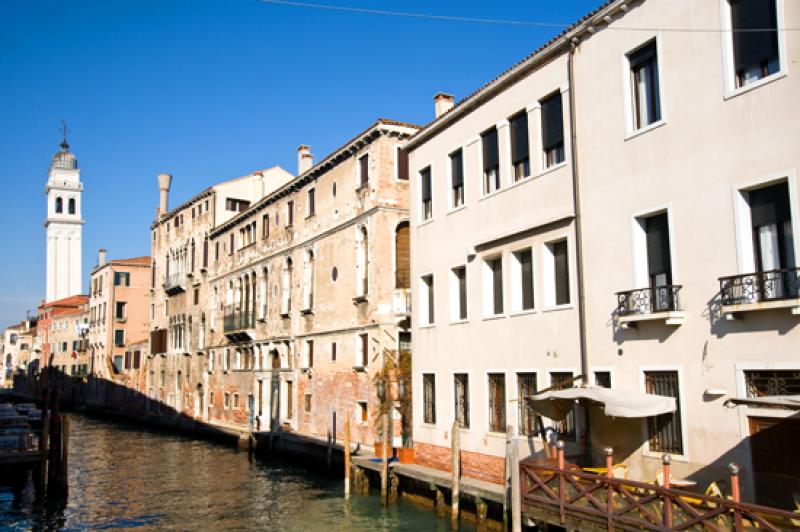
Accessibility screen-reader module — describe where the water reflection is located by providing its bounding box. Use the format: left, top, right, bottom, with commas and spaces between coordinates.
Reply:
0, 414, 472, 531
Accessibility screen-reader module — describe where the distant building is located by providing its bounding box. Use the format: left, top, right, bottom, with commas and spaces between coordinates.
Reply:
37, 294, 90, 376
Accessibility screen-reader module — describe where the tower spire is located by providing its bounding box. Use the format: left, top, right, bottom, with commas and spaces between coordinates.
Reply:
60, 119, 69, 151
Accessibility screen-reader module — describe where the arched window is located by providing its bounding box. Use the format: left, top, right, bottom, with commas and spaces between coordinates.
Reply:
68, 198, 76, 214
303, 250, 315, 310
258, 267, 268, 320
55, 197, 63, 213
395, 222, 410, 289
356, 226, 369, 297
282, 258, 293, 315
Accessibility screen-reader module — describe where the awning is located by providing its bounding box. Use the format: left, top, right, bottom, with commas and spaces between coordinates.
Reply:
724, 395, 800, 410
526, 386, 677, 421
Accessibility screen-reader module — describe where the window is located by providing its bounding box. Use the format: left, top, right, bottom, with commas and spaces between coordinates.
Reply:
113, 355, 124, 372
420, 274, 435, 325
450, 266, 467, 321
114, 272, 130, 286
482, 127, 500, 194
193, 288, 199, 305
356, 227, 368, 297
331, 342, 337, 362
262, 214, 269, 239
540, 91, 565, 168
550, 372, 576, 439
286, 200, 294, 227
454, 373, 470, 428
68, 198, 76, 214
304, 393, 312, 413
518, 372, 537, 436
450, 149, 464, 208
510, 111, 530, 181
645, 371, 683, 455
420, 167, 432, 221
357, 401, 368, 423
224, 392, 231, 409
729, 0, 780, 88
226, 198, 249, 212
114, 329, 125, 347
303, 250, 314, 310
233, 393, 240, 409
209, 350, 215, 372
396, 146, 409, 180
627, 41, 662, 132
745, 370, 800, 397
358, 154, 369, 188
484, 257, 503, 316
115, 301, 126, 319
488, 373, 506, 433
594, 371, 612, 389
303, 340, 314, 369
55, 197, 63, 213
749, 182, 795, 273
423, 373, 436, 424
229, 233, 234, 255
357, 333, 368, 367
512, 249, 534, 311
545, 240, 570, 306
307, 188, 315, 217
281, 258, 292, 315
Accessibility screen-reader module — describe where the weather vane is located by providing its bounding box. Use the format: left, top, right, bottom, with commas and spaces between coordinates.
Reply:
60, 119, 69, 150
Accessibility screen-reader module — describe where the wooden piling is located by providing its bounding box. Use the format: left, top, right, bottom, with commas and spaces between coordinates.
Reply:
511, 426, 521, 532
451, 420, 460, 530
381, 413, 388, 506
344, 414, 351, 499
503, 425, 511, 531
60, 415, 69, 492
39, 409, 49, 492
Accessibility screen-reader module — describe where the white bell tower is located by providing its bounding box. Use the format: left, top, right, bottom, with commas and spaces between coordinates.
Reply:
45, 123, 83, 302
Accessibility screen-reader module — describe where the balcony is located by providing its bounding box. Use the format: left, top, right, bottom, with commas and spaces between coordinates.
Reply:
163, 273, 185, 295
719, 268, 800, 318
616, 285, 684, 328
223, 306, 255, 333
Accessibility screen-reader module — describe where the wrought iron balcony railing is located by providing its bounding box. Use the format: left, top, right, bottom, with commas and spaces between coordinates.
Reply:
223, 306, 255, 332
616, 285, 682, 316
719, 268, 800, 306
164, 273, 185, 294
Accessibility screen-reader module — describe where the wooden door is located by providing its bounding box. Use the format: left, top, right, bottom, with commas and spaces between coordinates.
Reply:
748, 416, 800, 509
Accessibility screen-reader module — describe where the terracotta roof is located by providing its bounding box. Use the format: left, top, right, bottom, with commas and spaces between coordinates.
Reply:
39, 294, 89, 310
110, 256, 151, 266
52, 308, 87, 317
405, 0, 621, 150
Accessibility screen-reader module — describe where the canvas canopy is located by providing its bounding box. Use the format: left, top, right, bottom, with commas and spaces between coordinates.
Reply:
526, 386, 677, 421
724, 395, 800, 410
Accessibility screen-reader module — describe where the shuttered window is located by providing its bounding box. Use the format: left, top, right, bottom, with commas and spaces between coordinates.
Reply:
396, 147, 409, 180
552, 240, 570, 305
488, 373, 506, 432
423, 373, 436, 424
359, 155, 369, 187
482, 127, 500, 194
518, 372, 537, 436
510, 111, 530, 181
420, 167, 433, 220
150, 328, 167, 355
454, 373, 470, 428
645, 371, 683, 454
540, 91, 565, 167
629, 41, 661, 129
395, 223, 410, 289
730, 0, 780, 87
450, 149, 464, 208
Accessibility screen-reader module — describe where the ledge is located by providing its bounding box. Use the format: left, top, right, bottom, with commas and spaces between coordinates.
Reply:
300, 308, 314, 316
721, 298, 800, 320
352, 295, 368, 304
619, 311, 684, 328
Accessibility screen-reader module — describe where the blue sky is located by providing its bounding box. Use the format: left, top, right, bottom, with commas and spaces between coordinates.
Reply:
0, 0, 599, 327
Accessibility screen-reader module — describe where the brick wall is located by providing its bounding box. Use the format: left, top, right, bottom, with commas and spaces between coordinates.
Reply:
415, 441, 505, 485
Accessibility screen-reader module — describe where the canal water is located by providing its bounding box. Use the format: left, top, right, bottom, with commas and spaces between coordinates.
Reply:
0, 413, 473, 530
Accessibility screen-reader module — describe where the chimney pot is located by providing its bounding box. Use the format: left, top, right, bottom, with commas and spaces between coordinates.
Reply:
297, 145, 314, 175
157, 173, 172, 217
434, 92, 454, 118
98, 248, 107, 267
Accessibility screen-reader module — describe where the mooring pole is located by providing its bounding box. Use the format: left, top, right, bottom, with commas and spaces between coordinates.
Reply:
381, 413, 388, 506
39, 408, 49, 492
60, 415, 69, 492
344, 413, 351, 499
511, 425, 521, 532
451, 420, 460, 530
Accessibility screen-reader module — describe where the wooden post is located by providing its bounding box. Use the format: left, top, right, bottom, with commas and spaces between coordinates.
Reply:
39, 409, 49, 492
503, 425, 511, 532
60, 415, 69, 492
605, 447, 614, 532
344, 414, 351, 499
511, 426, 521, 532
556, 440, 565, 524
328, 411, 336, 472
381, 413, 388, 506
451, 420, 460, 530
662, 454, 672, 529
729, 463, 742, 531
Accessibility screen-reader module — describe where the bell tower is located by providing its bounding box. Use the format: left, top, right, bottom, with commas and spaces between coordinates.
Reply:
45, 122, 83, 302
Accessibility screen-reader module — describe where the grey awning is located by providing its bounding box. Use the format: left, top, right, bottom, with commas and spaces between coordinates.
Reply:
724, 395, 800, 410
527, 386, 677, 421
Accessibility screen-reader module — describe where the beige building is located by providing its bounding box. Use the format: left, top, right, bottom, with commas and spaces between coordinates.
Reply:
147, 165, 292, 423
406, 0, 799, 505
88, 251, 151, 378
2, 320, 38, 385
207, 119, 418, 445
38, 295, 89, 376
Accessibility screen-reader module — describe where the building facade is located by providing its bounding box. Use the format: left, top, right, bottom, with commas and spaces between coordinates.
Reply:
405, 0, 800, 505
37, 295, 90, 376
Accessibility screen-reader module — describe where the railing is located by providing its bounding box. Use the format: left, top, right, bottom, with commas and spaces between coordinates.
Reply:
393, 289, 412, 315
520, 446, 798, 531
617, 285, 682, 316
719, 268, 800, 306
223, 306, 254, 332
163, 273, 185, 294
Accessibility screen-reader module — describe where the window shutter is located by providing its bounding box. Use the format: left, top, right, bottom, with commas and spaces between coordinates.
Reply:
397, 147, 409, 180
645, 214, 672, 280
360, 155, 369, 186
731, 0, 779, 73
482, 128, 499, 171
541, 92, 564, 151
510, 112, 529, 164
520, 250, 534, 310
421, 168, 432, 202
451, 150, 464, 188
749, 182, 791, 227
553, 241, 570, 305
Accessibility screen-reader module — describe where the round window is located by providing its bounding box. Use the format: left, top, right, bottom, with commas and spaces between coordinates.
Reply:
331, 266, 338, 281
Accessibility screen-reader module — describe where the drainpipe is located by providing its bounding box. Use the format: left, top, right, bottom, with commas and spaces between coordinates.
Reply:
567, 37, 592, 465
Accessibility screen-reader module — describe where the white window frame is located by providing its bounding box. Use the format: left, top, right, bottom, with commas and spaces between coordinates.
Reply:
542, 236, 573, 310
639, 365, 689, 462
418, 272, 435, 327
449, 264, 468, 323
355, 400, 369, 425
719, 0, 788, 99
621, 33, 667, 139
420, 371, 438, 427
418, 166, 434, 223
482, 254, 505, 318
355, 332, 368, 368
514, 369, 540, 437
484, 369, 509, 436
448, 148, 466, 211
543, 368, 581, 443
630, 205, 677, 288
306, 187, 315, 217
590, 367, 616, 388
511, 246, 536, 314
356, 152, 369, 189
731, 171, 799, 274
451, 369, 472, 431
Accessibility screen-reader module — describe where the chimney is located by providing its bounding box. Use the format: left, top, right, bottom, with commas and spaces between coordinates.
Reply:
434, 92, 454, 118
297, 145, 314, 175
157, 173, 172, 217
98, 248, 107, 267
